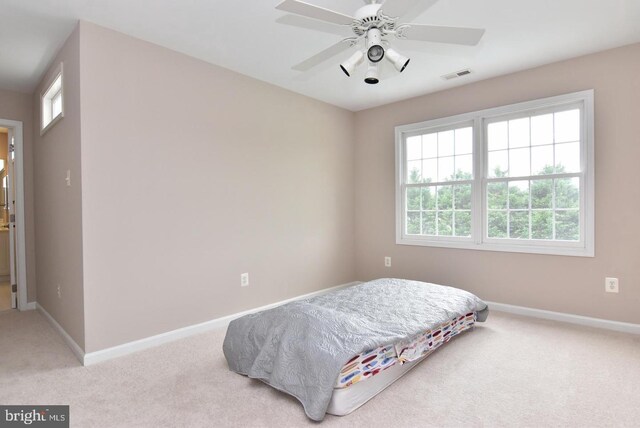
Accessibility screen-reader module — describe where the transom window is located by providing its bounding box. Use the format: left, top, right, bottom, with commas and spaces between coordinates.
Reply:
395, 90, 594, 257
41, 63, 64, 135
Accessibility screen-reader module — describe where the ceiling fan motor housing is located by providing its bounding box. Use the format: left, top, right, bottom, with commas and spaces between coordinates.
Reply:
354, 4, 382, 23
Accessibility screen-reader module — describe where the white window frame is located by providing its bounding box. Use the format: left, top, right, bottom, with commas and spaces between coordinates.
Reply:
40, 62, 64, 135
395, 90, 594, 257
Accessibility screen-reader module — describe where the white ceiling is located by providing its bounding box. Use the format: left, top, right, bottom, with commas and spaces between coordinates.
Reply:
1, 0, 640, 111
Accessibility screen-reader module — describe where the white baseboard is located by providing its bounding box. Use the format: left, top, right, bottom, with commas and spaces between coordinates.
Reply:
41, 282, 638, 367
37, 303, 85, 364
83, 281, 360, 366
23, 301, 36, 310
486, 301, 640, 335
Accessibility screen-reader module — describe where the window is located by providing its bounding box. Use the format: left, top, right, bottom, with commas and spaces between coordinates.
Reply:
405, 124, 474, 239
395, 90, 594, 256
41, 63, 64, 134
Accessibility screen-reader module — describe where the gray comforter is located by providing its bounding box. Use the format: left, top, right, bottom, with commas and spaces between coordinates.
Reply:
223, 278, 488, 421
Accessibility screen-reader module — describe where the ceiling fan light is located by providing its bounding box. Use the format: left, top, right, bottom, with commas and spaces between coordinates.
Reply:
366, 27, 385, 63
367, 45, 385, 63
340, 50, 364, 77
364, 62, 379, 84
385, 48, 410, 73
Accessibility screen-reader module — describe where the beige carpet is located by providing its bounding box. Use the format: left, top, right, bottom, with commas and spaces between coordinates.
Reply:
0, 309, 639, 427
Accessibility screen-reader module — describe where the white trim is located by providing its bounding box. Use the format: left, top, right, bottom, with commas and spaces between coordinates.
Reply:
24, 301, 36, 310
37, 303, 85, 363
0, 118, 29, 310
487, 300, 640, 335
83, 281, 361, 366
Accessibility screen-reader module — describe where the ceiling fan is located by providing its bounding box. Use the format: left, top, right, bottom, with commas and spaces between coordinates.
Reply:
275, 0, 485, 84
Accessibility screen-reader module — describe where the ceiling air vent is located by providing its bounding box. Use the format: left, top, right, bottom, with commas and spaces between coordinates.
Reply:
442, 69, 472, 80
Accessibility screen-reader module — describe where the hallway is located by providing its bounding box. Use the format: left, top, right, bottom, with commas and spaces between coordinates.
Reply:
0, 281, 11, 311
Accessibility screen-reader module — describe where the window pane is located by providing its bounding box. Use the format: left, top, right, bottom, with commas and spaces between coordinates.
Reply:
407, 187, 421, 210
509, 147, 530, 177
454, 211, 471, 237
531, 145, 554, 175
406, 136, 422, 160
531, 179, 553, 209
531, 113, 553, 146
437, 211, 453, 236
509, 180, 529, 210
554, 109, 580, 143
422, 158, 437, 183
555, 142, 580, 173
488, 121, 508, 151
509, 117, 530, 148
422, 212, 436, 235
52, 92, 63, 118
488, 211, 507, 238
407, 160, 422, 183
407, 212, 421, 235
437, 185, 453, 210
42, 73, 62, 130
555, 210, 579, 241
454, 184, 472, 210
487, 182, 507, 209
532, 210, 553, 240
455, 127, 473, 155
455, 154, 472, 180
509, 211, 530, 239
423, 133, 438, 158
438, 130, 454, 157
555, 178, 580, 209
488, 150, 508, 178
421, 187, 436, 210
438, 156, 454, 182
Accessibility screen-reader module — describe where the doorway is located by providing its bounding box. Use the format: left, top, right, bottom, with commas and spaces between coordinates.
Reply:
0, 119, 27, 311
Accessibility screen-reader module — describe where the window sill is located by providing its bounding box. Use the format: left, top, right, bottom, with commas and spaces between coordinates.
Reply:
40, 112, 63, 136
397, 236, 594, 257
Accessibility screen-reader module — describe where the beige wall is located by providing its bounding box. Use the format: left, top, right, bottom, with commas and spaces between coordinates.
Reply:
0, 88, 36, 303
33, 26, 85, 348
28, 21, 639, 352
0, 131, 7, 158
78, 22, 356, 352
354, 43, 640, 324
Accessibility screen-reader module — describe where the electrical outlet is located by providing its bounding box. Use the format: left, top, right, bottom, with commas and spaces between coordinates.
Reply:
241, 273, 249, 287
384, 257, 391, 267
605, 277, 619, 293
57, 284, 61, 299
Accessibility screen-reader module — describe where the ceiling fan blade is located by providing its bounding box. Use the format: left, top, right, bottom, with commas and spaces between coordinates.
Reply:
382, 0, 439, 19
276, 15, 353, 37
276, 0, 355, 26
292, 38, 357, 71
396, 24, 485, 45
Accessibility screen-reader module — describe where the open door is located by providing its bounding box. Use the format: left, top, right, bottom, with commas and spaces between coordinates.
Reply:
7, 129, 17, 309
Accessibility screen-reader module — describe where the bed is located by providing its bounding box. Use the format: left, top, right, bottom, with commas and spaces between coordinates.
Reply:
223, 278, 488, 421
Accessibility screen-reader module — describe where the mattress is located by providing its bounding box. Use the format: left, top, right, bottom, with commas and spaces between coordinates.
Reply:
327, 352, 429, 416
223, 278, 488, 421
325, 312, 477, 416
335, 312, 477, 389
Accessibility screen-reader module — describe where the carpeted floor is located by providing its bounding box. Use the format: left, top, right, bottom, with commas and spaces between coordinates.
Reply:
0, 309, 639, 427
